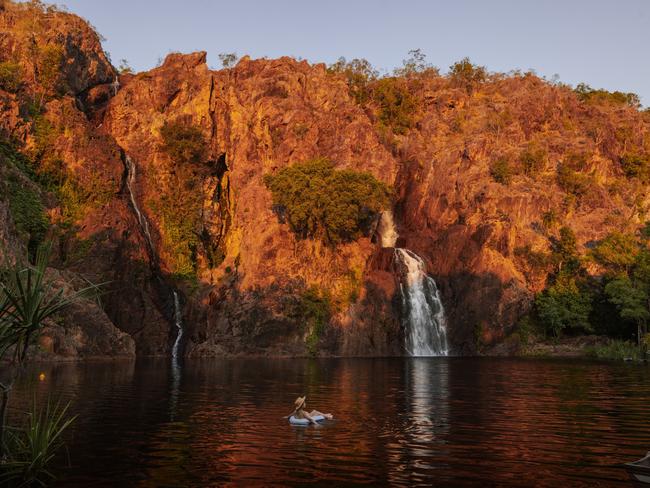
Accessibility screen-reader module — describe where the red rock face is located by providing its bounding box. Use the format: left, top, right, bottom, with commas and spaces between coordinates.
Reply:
0, 2, 648, 357
390, 75, 649, 353
101, 52, 400, 356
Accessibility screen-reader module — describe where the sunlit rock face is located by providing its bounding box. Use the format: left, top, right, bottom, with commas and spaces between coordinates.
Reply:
0, 2, 648, 357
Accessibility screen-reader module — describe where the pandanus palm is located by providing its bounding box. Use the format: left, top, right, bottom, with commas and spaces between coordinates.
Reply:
0, 242, 98, 461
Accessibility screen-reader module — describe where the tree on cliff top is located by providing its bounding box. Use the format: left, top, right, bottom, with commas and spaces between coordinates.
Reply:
264, 158, 391, 245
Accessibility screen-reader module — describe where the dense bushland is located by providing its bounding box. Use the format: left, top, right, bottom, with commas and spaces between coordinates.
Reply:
531, 225, 650, 346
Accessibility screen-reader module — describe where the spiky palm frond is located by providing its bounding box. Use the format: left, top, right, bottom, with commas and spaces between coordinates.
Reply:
0, 242, 100, 364
0, 399, 76, 487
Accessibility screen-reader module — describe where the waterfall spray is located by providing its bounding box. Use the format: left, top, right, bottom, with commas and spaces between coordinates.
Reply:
394, 249, 448, 356
378, 211, 449, 356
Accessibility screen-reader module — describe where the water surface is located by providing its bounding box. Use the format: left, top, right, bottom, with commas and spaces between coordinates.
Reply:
10, 358, 650, 486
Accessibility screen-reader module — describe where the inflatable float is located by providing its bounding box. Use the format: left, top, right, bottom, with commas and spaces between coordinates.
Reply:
289, 414, 325, 425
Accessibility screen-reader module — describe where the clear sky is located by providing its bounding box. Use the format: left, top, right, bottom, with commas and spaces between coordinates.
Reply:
53, 0, 650, 105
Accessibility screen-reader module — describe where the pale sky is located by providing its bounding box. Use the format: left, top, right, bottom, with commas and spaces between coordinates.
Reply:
51, 0, 650, 105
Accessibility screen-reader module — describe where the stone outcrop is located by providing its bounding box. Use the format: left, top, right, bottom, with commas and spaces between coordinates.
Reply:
0, 1, 648, 358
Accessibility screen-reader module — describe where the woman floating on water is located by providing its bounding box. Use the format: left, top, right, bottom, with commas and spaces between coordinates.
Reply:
290, 396, 333, 425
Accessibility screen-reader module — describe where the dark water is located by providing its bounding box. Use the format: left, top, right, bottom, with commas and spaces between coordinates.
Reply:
8, 357, 650, 487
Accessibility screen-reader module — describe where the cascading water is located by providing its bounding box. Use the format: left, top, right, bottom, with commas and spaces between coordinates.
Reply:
123, 153, 184, 358
171, 291, 183, 359
111, 76, 120, 96
394, 249, 448, 356
378, 210, 399, 248
378, 211, 449, 356
124, 155, 154, 256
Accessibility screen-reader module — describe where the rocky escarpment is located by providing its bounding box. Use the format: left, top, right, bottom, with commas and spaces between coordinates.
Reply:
389, 74, 649, 352
102, 52, 401, 356
0, 1, 648, 358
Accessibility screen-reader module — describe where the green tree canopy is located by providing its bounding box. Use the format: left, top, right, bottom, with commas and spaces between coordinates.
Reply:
604, 276, 649, 327
372, 78, 418, 135
550, 226, 581, 274
590, 232, 640, 275
535, 274, 593, 337
264, 158, 391, 245
160, 121, 207, 165
328, 57, 377, 105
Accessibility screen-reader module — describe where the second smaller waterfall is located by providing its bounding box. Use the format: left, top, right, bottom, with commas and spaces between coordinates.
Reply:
171, 291, 184, 359
124, 155, 154, 252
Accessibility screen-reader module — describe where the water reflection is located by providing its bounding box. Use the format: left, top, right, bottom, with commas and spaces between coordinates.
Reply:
7, 358, 648, 487
169, 356, 182, 421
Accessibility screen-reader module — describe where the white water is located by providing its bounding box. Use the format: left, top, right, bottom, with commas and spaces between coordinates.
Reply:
124, 155, 154, 251
124, 153, 184, 359
378, 211, 449, 357
394, 249, 448, 356
378, 210, 398, 247
171, 291, 183, 359
111, 76, 120, 96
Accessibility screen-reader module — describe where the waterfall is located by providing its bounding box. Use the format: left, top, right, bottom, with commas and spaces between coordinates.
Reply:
378, 211, 449, 357
124, 155, 154, 254
171, 291, 183, 359
378, 210, 398, 247
111, 76, 120, 96
394, 249, 448, 356
123, 153, 184, 358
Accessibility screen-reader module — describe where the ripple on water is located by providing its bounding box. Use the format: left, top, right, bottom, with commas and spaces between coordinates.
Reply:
7, 357, 649, 487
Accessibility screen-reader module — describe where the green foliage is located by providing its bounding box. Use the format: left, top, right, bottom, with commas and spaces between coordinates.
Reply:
298, 286, 331, 356
1, 400, 76, 487
514, 244, 550, 272
575, 83, 641, 109
550, 226, 581, 274
0, 141, 36, 178
535, 274, 593, 337
264, 158, 391, 245
0, 243, 92, 473
604, 276, 649, 326
0, 61, 22, 92
218, 52, 239, 68
31, 115, 58, 161
37, 44, 65, 96
619, 153, 650, 182
155, 121, 213, 278
588, 231, 649, 341
0, 243, 98, 363
118, 58, 133, 74
514, 315, 536, 346
394, 49, 436, 77
55, 174, 115, 225
642, 221, 650, 240
585, 339, 642, 361
519, 144, 546, 176
151, 193, 201, 280
6, 175, 49, 254
542, 210, 558, 230
160, 121, 208, 165
372, 77, 418, 134
590, 232, 639, 275
490, 156, 513, 184
449, 57, 487, 92
328, 57, 377, 105
556, 163, 591, 196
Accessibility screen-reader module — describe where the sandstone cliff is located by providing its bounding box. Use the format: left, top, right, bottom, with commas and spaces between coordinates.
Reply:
0, 1, 648, 357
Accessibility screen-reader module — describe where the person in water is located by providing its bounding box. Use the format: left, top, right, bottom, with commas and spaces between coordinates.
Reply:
292, 396, 333, 424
